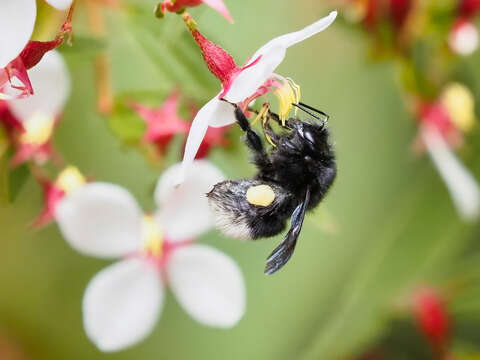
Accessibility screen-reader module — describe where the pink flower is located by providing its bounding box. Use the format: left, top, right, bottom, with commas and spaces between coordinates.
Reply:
130, 90, 189, 154
180, 11, 337, 183
160, 0, 233, 23
55, 161, 246, 352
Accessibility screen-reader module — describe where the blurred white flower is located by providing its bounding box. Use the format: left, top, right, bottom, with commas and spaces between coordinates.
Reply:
421, 125, 480, 221
55, 160, 246, 352
181, 11, 338, 183
449, 19, 479, 56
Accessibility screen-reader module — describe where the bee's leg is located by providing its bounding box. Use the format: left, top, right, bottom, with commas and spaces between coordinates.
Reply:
233, 106, 274, 171
234, 106, 264, 152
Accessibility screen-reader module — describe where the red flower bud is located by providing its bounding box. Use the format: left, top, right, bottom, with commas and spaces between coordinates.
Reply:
412, 288, 451, 356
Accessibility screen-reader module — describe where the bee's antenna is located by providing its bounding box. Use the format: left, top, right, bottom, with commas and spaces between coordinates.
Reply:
219, 98, 237, 107
292, 103, 330, 123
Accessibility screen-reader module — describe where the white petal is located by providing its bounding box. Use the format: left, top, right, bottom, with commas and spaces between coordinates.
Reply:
261, 11, 338, 50
8, 50, 71, 121
421, 127, 480, 221
44, 0, 73, 10
179, 96, 233, 184
225, 45, 286, 103
225, 11, 337, 103
155, 160, 225, 241
208, 98, 237, 127
56, 182, 144, 258
167, 244, 245, 327
0, 0, 36, 68
83, 258, 163, 352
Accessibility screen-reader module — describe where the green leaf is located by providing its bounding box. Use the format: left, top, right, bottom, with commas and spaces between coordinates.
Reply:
108, 100, 146, 144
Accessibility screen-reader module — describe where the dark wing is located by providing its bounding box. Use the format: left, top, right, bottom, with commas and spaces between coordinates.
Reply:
264, 187, 311, 275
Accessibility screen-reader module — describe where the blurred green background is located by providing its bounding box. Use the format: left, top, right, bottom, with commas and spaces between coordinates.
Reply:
2, 0, 480, 359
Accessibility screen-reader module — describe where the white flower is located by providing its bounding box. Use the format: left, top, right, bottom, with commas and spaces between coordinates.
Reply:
180, 11, 337, 184
0, 0, 73, 68
449, 20, 479, 56
55, 161, 246, 352
421, 125, 480, 221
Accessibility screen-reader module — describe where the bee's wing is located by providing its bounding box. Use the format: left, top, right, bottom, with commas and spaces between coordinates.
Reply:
264, 187, 311, 275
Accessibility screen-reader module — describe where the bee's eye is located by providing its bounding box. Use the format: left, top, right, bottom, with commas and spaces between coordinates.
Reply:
303, 130, 315, 144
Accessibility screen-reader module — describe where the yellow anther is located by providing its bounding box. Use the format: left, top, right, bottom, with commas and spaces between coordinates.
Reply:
55, 166, 86, 195
20, 113, 55, 145
273, 77, 301, 126
252, 102, 269, 126
142, 215, 163, 257
441, 83, 476, 133
246, 184, 275, 207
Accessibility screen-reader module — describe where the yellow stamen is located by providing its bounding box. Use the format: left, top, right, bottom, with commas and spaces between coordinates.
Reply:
441, 82, 476, 133
20, 113, 55, 145
273, 77, 301, 126
142, 215, 163, 257
55, 166, 86, 195
246, 184, 275, 207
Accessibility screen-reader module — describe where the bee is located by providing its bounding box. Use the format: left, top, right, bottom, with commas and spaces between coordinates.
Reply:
207, 101, 337, 275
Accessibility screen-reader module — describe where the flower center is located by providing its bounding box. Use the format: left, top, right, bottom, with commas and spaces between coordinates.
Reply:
20, 113, 55, 145
142, 215, 164, 258
440, 82, 476, 133
55, 166, 86, 195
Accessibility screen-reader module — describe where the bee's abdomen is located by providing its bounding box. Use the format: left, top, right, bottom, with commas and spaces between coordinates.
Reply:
207, 179, 294, 241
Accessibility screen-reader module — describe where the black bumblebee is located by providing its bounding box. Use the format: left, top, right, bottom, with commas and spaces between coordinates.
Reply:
207, 101, 336, 275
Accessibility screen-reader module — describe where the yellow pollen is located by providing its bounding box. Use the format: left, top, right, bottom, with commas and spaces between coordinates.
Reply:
55, 166, 86, 195
441, 83, 476, 133
142, 215, 163, 257
273, 77, 301, 126
246, 184, 275, 207
20, 113, 55, 145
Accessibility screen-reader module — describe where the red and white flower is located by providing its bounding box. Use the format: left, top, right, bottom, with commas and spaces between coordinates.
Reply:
449, 18, 479, 56
0, 0, 73, 98
5, 50, 70, 166
54, 161, 246, 352
418, 83, 479, 220
180, 11, 338, 183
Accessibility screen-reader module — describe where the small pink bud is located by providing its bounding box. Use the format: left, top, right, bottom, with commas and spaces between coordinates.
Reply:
412, 288, 451, 356
459, 0, 480, 18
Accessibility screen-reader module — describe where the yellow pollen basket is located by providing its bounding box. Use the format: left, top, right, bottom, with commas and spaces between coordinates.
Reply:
142, 215, 163, 257
21, 112, 55, 145
55, 166, 86, 195
246, 184, 275, 207
273, 78, 301, 126
441, 83, 476, 133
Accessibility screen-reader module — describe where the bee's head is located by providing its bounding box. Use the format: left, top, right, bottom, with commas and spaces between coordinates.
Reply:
293, 121, 333, 159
